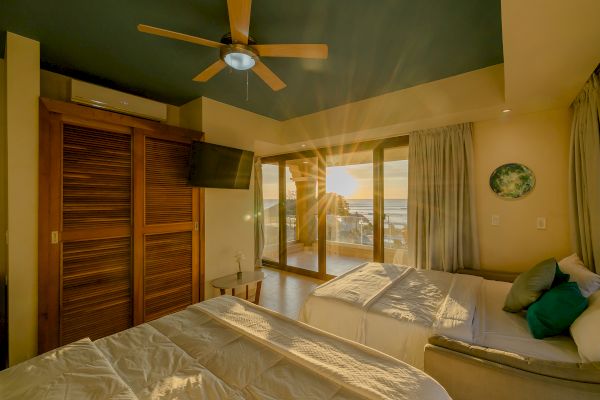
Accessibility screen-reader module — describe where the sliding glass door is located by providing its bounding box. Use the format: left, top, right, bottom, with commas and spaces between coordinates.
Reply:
261, 163, 279, 263
260, 136, 408, 279
285, 157, 319, 273
325, 150, 374, 276
383, 146, 409, 264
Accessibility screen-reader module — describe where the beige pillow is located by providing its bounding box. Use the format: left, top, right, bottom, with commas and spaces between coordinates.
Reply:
503, 258, 556, 312
558, 254, 600, 297
570, 291, 600, 362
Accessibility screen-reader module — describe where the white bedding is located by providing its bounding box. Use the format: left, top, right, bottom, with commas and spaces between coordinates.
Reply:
300, 263, 583, 370
299, 263, 483, 369
0, 296, 450, 400
474, 279, 581, 363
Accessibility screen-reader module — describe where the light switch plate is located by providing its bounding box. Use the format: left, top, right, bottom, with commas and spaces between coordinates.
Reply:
491, 215, 500, 226
536, 217, 547, 230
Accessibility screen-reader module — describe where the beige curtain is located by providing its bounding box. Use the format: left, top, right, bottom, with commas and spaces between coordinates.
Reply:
569, 69, 600, 273
407, 122, 479, 272
253, 157, 265, 269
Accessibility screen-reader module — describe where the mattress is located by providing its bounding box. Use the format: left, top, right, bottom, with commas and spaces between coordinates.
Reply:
299, 263, 483, 369
0, 296, 450, 400
474, 279, 581, 363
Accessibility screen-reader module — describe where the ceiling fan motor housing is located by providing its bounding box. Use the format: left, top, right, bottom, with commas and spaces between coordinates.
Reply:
220, 32, 257, 45
220, 43, 259, 70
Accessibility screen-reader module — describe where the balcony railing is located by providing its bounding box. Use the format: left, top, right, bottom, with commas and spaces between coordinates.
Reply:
278, 214, 407, 248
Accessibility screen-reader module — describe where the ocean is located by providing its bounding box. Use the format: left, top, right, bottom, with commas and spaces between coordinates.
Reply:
263, 198, 407, 227
347, 199, 407, 226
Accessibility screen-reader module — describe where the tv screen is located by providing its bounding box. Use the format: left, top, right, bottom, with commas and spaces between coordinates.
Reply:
188, 141, 254, 189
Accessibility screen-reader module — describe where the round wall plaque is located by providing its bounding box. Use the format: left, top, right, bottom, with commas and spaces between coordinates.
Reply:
489, 163, 535, 199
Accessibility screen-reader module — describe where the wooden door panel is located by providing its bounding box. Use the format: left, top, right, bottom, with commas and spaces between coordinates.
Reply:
143, 231, 193, 321
61, 237, 132, 345
59, 122, 133, 345
62, 124, 132, 230
140, 134, 199, 322
145, 137, 193, 225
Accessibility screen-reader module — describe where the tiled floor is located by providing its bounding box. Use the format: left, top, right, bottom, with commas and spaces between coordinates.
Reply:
258, 267, 324, 319
286, 250, 369, 276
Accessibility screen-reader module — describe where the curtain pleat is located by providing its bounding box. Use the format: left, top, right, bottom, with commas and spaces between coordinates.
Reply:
569, 70, 600, 273
407, 122, 479, 272
253, 157, 265, 268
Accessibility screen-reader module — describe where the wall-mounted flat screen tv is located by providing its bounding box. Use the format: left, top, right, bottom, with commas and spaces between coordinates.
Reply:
188, 141, 254, 189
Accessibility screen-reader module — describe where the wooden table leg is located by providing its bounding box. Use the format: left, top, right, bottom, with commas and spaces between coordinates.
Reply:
254, 281, 262, 305
220, 288, 225, 295
231, 287, 235, 297
245, 285, 249, 300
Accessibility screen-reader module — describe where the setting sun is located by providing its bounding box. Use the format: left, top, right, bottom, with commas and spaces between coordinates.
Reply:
326, 166, 359, 197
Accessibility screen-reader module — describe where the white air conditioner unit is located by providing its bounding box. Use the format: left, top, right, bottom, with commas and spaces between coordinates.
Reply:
70, 80, 168, 122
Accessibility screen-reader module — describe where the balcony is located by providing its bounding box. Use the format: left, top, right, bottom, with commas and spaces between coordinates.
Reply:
264, 214, 408, 276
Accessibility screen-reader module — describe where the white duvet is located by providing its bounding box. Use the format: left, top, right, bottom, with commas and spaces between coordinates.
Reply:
1, 296, 450, 400
299, 263, 483, 369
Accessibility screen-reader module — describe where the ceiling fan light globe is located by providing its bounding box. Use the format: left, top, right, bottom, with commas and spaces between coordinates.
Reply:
224, 52, 255, 70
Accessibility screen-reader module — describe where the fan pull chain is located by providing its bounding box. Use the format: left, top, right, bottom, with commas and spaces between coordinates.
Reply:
246, 71, 249, 101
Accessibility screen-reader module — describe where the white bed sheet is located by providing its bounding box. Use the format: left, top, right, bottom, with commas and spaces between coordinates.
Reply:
475, 279, 581, 363
299, 263, 483, 369
1, 296, 450, 400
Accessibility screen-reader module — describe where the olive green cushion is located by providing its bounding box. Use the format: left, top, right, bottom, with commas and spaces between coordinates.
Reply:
527, 282, 588, 339
503, 258, 557, 312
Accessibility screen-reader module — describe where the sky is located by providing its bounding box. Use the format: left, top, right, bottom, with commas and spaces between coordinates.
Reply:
262, 160, 408, 200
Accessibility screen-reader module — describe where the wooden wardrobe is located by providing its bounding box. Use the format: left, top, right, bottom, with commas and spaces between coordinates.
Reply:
38, 98, 205, 353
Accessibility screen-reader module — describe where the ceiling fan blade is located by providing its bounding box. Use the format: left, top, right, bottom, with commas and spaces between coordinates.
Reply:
252, 44, 328, 59
193, 59, 227, 82
252, 61, 286, 91
138, 24, 223, 48
227, 0, 252, 44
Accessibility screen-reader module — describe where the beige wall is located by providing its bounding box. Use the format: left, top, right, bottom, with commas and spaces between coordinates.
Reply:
185, 97, 281, 298
6, 33, 40, 365
501, 0, 600, 113
473, 108, 572, 272
281, 64, 505, 147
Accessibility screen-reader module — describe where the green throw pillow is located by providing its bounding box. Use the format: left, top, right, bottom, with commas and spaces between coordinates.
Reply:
552, 264, 570, 287
526, 282, 588, 339
503, 258, 558, 312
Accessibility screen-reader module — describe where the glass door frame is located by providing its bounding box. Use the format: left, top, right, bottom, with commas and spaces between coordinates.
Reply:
261, 135, 409, 280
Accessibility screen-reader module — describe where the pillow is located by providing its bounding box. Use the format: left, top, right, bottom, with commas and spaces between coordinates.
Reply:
558, 254, 600, 297
503, 258, 558, 312
526, 282, 588, 339
570, 291, 600, 362
552, 264, 570, 287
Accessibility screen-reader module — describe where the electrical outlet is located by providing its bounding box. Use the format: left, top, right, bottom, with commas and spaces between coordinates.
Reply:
536, 217, 547, 230
491, 215, 500, 226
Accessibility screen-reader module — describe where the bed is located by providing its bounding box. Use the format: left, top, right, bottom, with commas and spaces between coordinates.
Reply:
0, 295, 450, 400
299, 262, 600, 400
299, 262, 483, 369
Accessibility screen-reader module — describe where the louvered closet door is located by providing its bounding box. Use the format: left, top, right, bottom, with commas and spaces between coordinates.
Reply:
134, 131, 199, 323
60, 123, 133, 345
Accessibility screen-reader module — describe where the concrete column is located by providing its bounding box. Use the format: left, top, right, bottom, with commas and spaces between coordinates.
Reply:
289, 163, 317, 246
6, 32, 40, 365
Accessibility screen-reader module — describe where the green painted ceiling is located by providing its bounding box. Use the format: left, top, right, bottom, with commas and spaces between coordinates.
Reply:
0, 0, 503, 120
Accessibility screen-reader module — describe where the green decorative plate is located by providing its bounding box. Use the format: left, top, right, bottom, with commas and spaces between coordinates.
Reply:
489, 163, 535, 199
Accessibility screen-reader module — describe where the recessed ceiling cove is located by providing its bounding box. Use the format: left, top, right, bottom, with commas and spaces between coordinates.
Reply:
0, 0, 503, 120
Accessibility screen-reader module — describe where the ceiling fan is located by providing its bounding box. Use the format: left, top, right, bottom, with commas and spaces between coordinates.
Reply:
138, 0, 328, 91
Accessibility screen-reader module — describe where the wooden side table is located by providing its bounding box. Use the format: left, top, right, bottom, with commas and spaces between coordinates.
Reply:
210, 270, 265, 304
